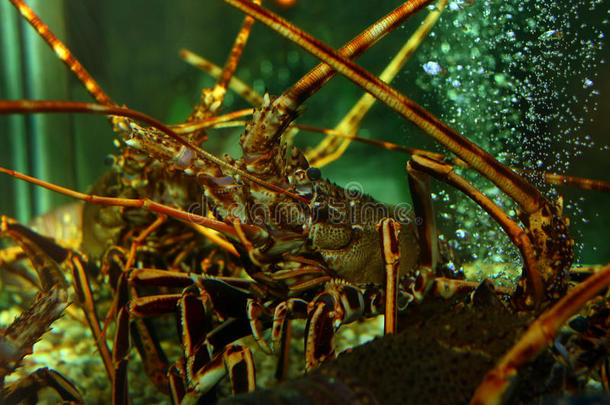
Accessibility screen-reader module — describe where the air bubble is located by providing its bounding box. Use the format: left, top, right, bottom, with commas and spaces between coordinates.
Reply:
456, 229, 469, 239
423, 61, 442, 75
539, 30, 563, 40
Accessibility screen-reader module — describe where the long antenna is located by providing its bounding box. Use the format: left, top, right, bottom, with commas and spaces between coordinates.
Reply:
0, 100, 309, 204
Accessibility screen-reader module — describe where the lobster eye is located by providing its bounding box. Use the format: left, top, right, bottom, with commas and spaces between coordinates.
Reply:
306, 167, 321, 181
104, 155, 116, 166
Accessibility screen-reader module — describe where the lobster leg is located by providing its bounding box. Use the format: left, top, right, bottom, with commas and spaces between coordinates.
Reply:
407, 160, 440, 273
0, 216, 68, 291
112, 272, 132, 405
0, 216, 115, 382
269, 298, 308, 381
408, 154, 545, 308
304, 281, 366, 370
377, 218, 401, 335
185, 343, 255, 400
128, 268, 261, 398
0, 289, 67, 383
111, 270, 177, 402
181, 316, 255, 399
1, 367, 83, 405
0, 223, 81, 403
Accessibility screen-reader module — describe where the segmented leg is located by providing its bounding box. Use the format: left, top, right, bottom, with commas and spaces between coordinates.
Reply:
0, 289, 67, 382
270, 298, 308, 381
304, 280, 366, 370
1, 367, 82, 405
127, 268, 261, 398
185, 344, 255, 398
378, 218, 401, 335
408, 154, 544, 308
0, 222, 81, 403
407, 159, 440, 272
112, 272, 131, 405
0, 216, 114, 382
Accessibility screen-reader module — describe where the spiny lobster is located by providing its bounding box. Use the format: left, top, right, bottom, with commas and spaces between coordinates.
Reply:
0, 0, 609, 404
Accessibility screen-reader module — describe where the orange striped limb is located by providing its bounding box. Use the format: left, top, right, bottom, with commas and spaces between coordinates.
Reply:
298, 125, 610, 193
69, 254, 115, 382
0, 289, 67, 381
0, 164, 272, 248
377, 218, 401, 335
307, 0, 448, 168
168, 362, 188, 405
188, 344, 256, 397
270, 298, 308, 381
111, 272, 131, 405
109, 269, 177, 401
0, 216, 67, 291
111, 269, 173, 402
469, 263, 610, 405
407, 160, 440, 273
246, 299, 271, 354
8, 0, 114, 106
127, 268, 261, 399
304, 280, 367, 370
